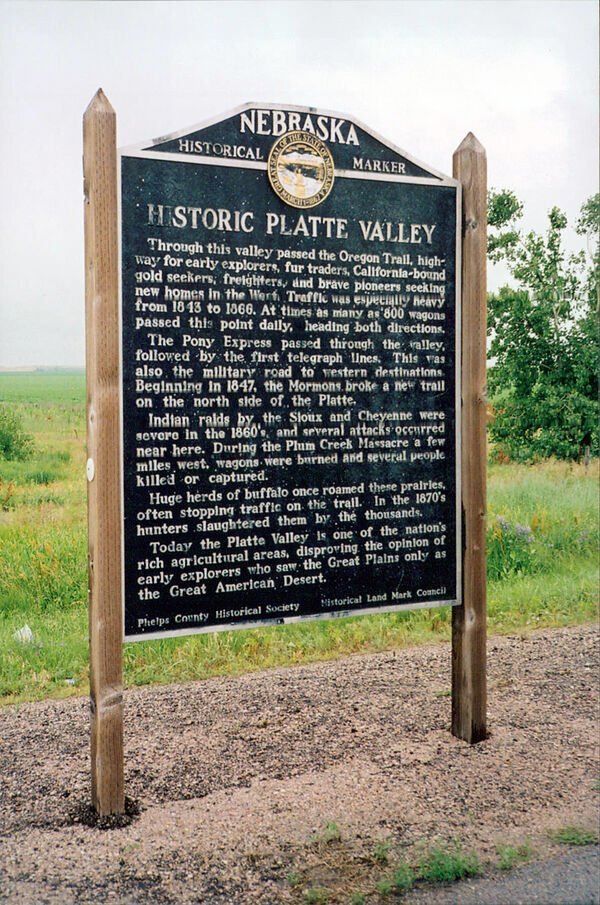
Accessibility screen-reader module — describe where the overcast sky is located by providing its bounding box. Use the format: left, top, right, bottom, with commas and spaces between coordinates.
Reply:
0, 0, 597, 368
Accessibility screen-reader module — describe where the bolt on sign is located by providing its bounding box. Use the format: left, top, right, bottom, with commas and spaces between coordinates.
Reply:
119, 103, 461, 641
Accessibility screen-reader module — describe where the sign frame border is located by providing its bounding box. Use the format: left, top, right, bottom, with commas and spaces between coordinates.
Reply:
117, 102, 463, 643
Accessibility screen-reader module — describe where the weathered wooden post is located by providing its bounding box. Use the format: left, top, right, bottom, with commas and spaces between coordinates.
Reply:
83, 89, 125, 814
451, 133, 487, 744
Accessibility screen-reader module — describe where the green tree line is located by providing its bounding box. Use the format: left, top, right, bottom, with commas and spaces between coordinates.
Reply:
487, 191, 599, 460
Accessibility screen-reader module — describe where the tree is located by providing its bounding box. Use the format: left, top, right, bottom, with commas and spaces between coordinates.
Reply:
575, 193, 600, 313
486, 190, 599, 461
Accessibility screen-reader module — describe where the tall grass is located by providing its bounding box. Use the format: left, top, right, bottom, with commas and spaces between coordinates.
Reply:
487, 460, 599, 580
0, 372, 598, 704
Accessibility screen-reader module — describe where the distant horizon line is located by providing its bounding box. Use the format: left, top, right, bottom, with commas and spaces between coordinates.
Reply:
0, 365, 85, 373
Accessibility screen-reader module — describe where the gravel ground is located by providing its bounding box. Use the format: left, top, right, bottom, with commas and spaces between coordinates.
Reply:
0, 624, 598, 905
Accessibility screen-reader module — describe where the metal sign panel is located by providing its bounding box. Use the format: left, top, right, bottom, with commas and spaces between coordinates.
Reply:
119, 103, 461, 641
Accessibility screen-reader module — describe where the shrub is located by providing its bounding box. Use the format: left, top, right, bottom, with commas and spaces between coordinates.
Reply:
0, 405, 33, 460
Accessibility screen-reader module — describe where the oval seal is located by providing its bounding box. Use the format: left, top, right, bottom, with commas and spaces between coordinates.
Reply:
268, 131, 334, 209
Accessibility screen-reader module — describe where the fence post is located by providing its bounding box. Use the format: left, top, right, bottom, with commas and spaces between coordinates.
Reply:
83, 88, 124, 814
451, 133, 487, 744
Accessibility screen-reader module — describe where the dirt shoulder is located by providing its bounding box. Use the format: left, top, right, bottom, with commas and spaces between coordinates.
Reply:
0, 624, 598, 904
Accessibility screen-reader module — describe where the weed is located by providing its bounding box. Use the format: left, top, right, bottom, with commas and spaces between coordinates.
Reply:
304, 887, 329, 904
375, 877, 393, 896
372, 839, 392, 863
549, 826, 599, 846
592, 778, 600, 790
418, 840, 479, 883
309, 821, 341, 846
119, 842, 141, 857
487, 515, 536, 579
350, 892, 366, 905
26, 468, 59, 485
0, 477, 15, 510
376, 859, 414, 895
497, 841, 533, 870
287, 870, 302, 888
390, 860, 414, 892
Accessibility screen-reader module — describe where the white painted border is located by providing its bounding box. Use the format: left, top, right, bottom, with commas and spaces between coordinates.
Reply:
118, 112, 463, 643
117, 149, 127, 644
454, 182, 463, 608
118, 148, 448, 188
125, 596, 460, 644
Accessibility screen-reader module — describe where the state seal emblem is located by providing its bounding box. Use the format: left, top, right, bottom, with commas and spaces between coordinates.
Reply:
268, 131, 334, 209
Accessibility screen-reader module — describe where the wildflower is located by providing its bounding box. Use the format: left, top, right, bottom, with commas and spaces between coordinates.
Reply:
515, 524, 534, 543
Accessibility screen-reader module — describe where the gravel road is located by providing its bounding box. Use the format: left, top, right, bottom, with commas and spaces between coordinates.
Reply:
0, 624, 598, 904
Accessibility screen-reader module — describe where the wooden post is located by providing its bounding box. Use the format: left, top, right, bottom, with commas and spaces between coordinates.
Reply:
451, 133, 487, 744
83, 89, 124, 814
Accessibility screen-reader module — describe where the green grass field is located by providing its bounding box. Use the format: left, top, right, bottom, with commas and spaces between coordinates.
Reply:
0, 371, 598, 704
0, 369, 86, 406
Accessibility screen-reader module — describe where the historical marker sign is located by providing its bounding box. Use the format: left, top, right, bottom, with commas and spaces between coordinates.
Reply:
119, 103, 461, 641
86, 91, 485, 814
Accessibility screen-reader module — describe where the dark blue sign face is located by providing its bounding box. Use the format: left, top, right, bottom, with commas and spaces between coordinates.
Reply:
120, 104, 461, 641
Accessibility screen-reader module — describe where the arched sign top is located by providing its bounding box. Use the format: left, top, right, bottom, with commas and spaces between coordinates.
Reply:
120, 101, 457, 187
